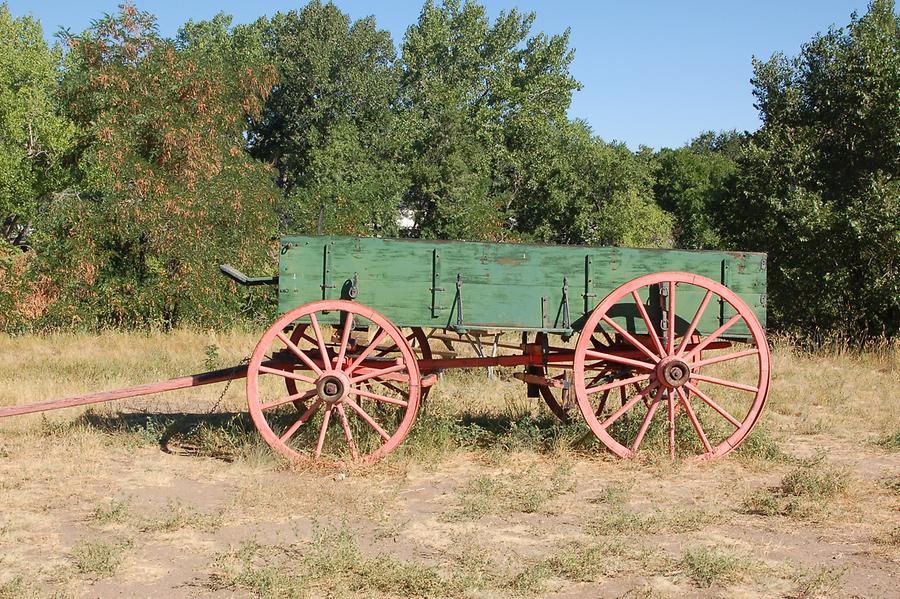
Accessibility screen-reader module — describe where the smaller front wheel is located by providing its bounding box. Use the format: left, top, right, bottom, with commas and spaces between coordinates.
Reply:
247, 300, 421, 464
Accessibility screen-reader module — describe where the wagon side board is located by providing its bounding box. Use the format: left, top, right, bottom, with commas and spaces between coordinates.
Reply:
277, 236, 766, 339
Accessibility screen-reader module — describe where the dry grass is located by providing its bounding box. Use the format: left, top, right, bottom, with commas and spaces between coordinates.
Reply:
0, 330, 898, 597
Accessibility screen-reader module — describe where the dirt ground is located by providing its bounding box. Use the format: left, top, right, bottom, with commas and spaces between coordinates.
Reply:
0, 331, 897, 598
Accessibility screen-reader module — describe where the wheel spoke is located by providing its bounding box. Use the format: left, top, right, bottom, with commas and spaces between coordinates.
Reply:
600, 315, 661, 363
584, 349, 655, 372
298, 332, 320, 347
693, 348, 759, 369
691, 373, 758, 393
279, 399, 322, 443
345, 328, 388, 374
631, 290, 666, 357
675, 290, 713, 356
259, 365, 316, 385
370, 378, 406, 396
684, 382, 742, 428
585, 373, 650, 396
601, 381, 659, 429
595, 389, 611, 416
345, 398, 391, 441
631, 386, 664, 452
350, 363, 409, 385
586, 370, 613, 389
373, 330, 422, 356
334, 313, 354, 369
308, 313, 332, 369
667, 389, 676, 458
314, 406, 332, 459
684, 314, 742, 361
350, 387, 409, 407
591, 328, 615, 348
335, 404, 358, 459
261, 389, 317, 411
667, 281, 676, 354
276, 331, 323, 375
676, 387, 712, 453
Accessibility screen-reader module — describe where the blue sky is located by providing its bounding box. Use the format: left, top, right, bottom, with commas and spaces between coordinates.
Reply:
9, 0, 870, 149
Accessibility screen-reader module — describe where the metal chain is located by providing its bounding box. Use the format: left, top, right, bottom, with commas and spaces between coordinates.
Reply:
207, 354, 251, 415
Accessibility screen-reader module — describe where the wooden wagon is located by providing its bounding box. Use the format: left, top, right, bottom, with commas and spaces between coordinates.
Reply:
0, 235, 770, 463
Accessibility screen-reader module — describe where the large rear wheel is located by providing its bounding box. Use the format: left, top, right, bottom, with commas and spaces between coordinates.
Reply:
573, 272, 770, 460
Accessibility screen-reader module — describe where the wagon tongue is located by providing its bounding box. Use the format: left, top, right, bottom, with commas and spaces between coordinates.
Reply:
0, 364, 250, 419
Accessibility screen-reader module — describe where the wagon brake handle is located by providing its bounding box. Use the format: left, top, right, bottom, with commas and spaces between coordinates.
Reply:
219, 264, 279, 287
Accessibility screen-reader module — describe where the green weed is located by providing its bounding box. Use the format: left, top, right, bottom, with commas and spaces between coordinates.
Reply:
442, 462, 573, 520
203, 344, 221, 370
140, 502, 222, 533
588, 485, 629, 507
0, 577, 39, 599
789, 565, 846, 598
881, 474, 900, 493
89, 498, 130, 525
680, 546, 748, 588
208, 527, 468, 598
587, 507, 717, 536
875, 429, 900, 451
539, 539, 629, 581
742, 454, 848, 519
735, 427, 788, 462
70, 538, 132, 578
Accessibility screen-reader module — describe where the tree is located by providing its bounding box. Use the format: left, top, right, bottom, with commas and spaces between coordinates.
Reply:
398, 0, 580, 240
0, 3, 73, 248
726, 0, 899, 338
512, 120, 673, 247
37, 5, 279, 328
250, 1, 403, 236
653, 131, 743, 249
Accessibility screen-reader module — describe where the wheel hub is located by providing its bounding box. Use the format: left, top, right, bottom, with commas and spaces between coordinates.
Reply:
316, 372, 350, 404
656, 356, 691, 388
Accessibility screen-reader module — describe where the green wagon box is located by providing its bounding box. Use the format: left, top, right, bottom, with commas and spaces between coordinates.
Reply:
277, 235, 767, 338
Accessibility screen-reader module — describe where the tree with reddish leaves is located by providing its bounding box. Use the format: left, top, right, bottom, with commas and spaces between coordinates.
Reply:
36, 5, 280, 328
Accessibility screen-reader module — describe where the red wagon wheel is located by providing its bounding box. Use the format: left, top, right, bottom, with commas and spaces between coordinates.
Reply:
247, 300, 421, 464
573, 272, 770, 460
283, 326, 433, 408
533, 332, 644, 423
527, 333, 576, 422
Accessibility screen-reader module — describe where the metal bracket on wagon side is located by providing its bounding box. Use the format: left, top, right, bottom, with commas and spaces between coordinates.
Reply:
454, 273, 464, 327
430, 249, 445, 317
561, 276, 571, 329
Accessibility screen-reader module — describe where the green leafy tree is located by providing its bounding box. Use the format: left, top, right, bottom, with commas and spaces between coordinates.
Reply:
0, 3, 74, 247
653, 131, 743, 249
398, 0, 580, 240
0, 3, 75, 330
726, 0, 899, 338
37, 4, 279, 328
513, 120, 673, 247
250, 1, 403, 236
